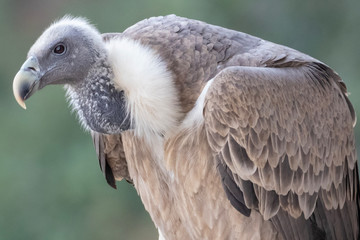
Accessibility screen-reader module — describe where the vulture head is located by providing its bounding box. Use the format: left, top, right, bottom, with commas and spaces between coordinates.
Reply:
13, 17, 130, 134
13, 17, 102, 105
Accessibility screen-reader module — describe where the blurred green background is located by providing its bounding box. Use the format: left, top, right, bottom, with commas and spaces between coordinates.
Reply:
0, 0, 359, 239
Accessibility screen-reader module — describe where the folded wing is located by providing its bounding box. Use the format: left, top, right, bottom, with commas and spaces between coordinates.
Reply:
204, 63, 359, 239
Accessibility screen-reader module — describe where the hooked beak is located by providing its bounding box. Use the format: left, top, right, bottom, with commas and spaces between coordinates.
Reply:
13, 56, 42, 109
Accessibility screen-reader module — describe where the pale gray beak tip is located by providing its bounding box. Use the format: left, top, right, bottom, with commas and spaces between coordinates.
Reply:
12, 56, 41, 109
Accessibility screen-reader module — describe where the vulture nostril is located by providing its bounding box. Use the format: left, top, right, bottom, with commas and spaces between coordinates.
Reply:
28, 67, 36, 72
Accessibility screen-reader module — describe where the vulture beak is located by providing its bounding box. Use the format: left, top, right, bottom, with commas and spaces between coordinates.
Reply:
13, 56, 42, 109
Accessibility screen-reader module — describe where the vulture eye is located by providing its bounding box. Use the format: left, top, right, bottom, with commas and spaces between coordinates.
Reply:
53, 44, 66, 55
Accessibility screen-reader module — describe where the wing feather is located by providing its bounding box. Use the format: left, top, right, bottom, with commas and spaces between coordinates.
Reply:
91, 131, 116, 188
91, 131, 132, 188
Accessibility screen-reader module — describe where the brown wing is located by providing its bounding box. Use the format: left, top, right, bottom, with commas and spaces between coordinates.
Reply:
91, 131, 115, 188
204, 63, 359, 239
91, 131, 132, 189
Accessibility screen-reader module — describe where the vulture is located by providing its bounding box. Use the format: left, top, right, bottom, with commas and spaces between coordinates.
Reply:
13, 15, 359, 240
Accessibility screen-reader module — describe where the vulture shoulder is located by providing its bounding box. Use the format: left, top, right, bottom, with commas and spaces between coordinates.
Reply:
204, 63, 359, 239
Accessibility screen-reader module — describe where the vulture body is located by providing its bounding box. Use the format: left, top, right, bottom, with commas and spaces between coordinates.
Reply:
13, 15, 359, 240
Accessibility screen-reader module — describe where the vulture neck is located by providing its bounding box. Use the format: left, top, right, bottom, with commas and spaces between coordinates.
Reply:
65, 54, 131, 134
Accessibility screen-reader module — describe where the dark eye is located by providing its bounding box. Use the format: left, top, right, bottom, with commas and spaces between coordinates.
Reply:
53, 44, 66, 55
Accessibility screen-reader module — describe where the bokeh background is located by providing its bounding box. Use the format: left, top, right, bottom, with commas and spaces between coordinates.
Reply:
0, 0, 359, 239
